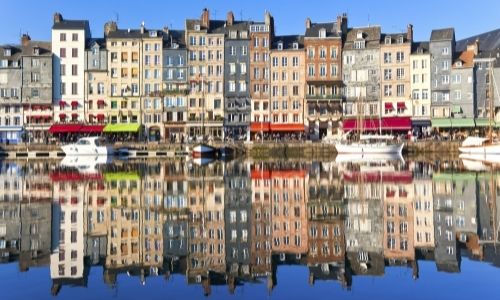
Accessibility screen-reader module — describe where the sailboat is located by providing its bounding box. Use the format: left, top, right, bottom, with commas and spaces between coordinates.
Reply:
459, 59, 500, 154
192, 75, 216, 158
335, 95, 404, 155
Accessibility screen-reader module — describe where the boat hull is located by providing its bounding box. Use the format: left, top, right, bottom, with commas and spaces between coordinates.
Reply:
459, 144, 500, 154
335, 142, 404, 155
192, 144, 216, 158
62, 145, 113, 156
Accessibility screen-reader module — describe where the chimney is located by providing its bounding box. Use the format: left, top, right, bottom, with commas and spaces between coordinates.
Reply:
140, 21, 145, 34
163, 26, 169, 35
21, 34, 31, 47
53, 12, 63, 24
341, 13, 348, 34
336, 15, 342, 33
467, 39, 479, 56
407, 24, 414, 42
305, 17, 311, 30
104, 21, 118, 37
264, 10, 273, 26
201, 8, 210, 28
227, 11, 234, 26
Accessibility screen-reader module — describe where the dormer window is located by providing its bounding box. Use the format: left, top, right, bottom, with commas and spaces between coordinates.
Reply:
3, 48, 11, 56
229, 31, 237, 39
354, 41, 365, 49
33, 47, 40, 56
293, 42, 298, 50
456, 61, 462, 67
172, 43, 179, 49
398, 35, 404, 44
239, 31, 248, 39
319, 28, 327, 38
194, 24, 201, 31
385, 36, 392, 45
149, 31, 158, 38
357, 31, 364, 39
277, 42, 283, 50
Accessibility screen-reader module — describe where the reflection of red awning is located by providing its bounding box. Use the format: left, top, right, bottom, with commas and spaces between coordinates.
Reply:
251, 169, 306, 179
381, 117, 412, 130
384, 103, 394, 110
342, 118, 380, 131
270, 124, 305, 132
71, 113, 78, 117
50, 171, 103, 182
80, 125, 104, 133
59, 101, 67, 106
96, 114, 105, 120
49, 124, 82, 133
397, 102, 406, 109
97, 99, 105, 105
71, 101, 79, 107
250, 122, 271, 132
343, 171, 413, 184
251, 169, 271, 180
59, 113, 66, 119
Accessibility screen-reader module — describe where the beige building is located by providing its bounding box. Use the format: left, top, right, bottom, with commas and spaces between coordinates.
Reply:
413, 177, 434, 249
410, 42, 432, 134
269, 35, 306, 137
185, 9, 225, 140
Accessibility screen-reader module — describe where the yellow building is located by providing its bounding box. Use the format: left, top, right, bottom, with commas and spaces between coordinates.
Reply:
409, 42, 432, 134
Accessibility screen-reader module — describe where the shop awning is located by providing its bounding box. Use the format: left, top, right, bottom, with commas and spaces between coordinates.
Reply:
250, 122, 271, 133
411, 119, 432, 127
49, 124, 83, 134
397, 102, 406, 109
103, 123, 141, 133
270, 124, 305, 132
384, 103, 394, 110
431, 119, 452, 128
104, 172, 140, 182
452, 118, 475, 128
381, 117, 412, 130
452, 106, 462, 114
0, 126, 23, 132
474, 119, 495, 127
342, 118, 380, 131
80, 125, 105, 133
50, 171, 103, 182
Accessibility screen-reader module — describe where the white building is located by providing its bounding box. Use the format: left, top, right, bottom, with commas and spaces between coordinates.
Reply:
51, 13, 90, 124
410, 42, 432, 135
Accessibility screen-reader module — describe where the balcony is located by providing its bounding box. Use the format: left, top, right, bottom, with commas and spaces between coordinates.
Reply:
306, 94, 343, 101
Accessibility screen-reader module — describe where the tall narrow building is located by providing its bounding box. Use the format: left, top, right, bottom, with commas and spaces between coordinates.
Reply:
409, 42, 431, 135
0, 44, 23, 144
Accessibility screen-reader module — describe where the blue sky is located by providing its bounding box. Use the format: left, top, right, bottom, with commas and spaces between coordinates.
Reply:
1, 0, 499, 44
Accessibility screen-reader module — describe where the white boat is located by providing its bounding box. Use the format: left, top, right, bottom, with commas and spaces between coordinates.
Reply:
458, 136, 500, 154
192, 143, 216, 158
60, 155, 111, 173
459, 153, 500, 170
61, 136, 113, 156
335, 141, 404, 155
335, 152, 404, 165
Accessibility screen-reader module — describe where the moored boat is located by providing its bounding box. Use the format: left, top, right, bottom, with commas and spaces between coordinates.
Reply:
61, 136, 113, 156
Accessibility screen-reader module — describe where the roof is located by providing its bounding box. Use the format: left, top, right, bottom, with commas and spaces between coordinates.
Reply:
52, 20, 89, 30
86, 38, 106, 50
185, 19, 226, 34
164, 30, 186, 48
0, 44, 22, 61
272, 35, 304, 50
411, 41, 430, 54
456, 28, 500, 52
106, 28, 164, 39
21, 41, 52, 56
344, 26, 381, 50
305, 22, 341, 38
453, 50, 475, 68
430, 28, 455, 42
381, 33, 410, 45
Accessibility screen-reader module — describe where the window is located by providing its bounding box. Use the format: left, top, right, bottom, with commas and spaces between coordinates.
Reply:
292, 56, 299, 67
442, 47, 449, 55
241, 46, 247, 55
319, 28, 326, 38
229, 81, 236, 92
331, 65, 338, 77
71, 83, 77, 95
422, 89, 429, 100
396, 51, 405, 62
384, 53, 392, 63
60, 33, 66, 41
72, 33, 78, 41
71, 64, 78, 76
396, 68, 405, 80
454, 90, 462, 100
60, 48, 66, 58
72, 48, 78, 58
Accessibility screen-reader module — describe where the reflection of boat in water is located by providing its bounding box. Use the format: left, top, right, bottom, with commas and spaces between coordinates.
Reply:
190, 157, 215, 166
60, 155, 112, 173
460, 153, 500, 171
192, 144, 216, 158
335, 153, 404, 165
61, 136, 113, 156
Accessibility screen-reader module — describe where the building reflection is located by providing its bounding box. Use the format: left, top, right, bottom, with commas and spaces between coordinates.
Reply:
2, 158, 500, 296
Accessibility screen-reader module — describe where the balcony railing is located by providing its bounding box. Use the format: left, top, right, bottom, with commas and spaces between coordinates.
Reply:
306, 94, 343, 100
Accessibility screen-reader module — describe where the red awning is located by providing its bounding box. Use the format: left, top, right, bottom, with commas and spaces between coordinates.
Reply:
250, 122, 271, 133
71, 101, 79, 107
96, 114, 105, 120
397, 102, 406, 109
59, 100, 67, 106
251, 169, 271, 180
97, 99, 105, 105
270, 124, 306, 132
342, 119, 381, 131
71, 113, 79, 117
50, 171, 103, 182
49, 124, 82, 134
384, 103, 394, 110
44, 116, 52, 120
80, 125, 105, 133
59, 113, 66, 119
381, 117, 412, 130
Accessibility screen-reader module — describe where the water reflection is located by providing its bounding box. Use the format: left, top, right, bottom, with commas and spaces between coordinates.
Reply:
1, 157, 500, 297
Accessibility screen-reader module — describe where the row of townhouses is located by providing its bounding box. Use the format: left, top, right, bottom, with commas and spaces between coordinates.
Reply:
0, 9, 499, 143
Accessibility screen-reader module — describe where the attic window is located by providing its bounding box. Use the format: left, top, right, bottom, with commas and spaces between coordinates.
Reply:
319, 28, 326, 38
356, 31, 364, 39
33, 47, 40, 56
385, 36, 391, 45
194, 24, 201, 31
398, 35, 404, 44
172, 43, 179, 49
3, 49, 11, 56
240, 31, 248, 39
456, 61, 462, 67
277, 42, 283, 50
230, 31, 237, 39
149, 31, 158, 37
293, 42, 298, 50
417, 48, 423, 54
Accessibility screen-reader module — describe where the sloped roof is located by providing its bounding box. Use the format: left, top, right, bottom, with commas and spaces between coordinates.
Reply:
430, 28, 455, 42
381, 33, 410, 45
272, 35, 304, 50
412, 41, 430, 54
21, 41, 52, 56
344, 26, 381, 50
456, 28, 500, 52
453, 50, 474, 68
164, 30, 186, 48
86, 38, 106, 49
106, 28, 164, 39
0, 44, 22, 60
305, 22, 341, 38
52, 20, 89, 30
185, 19, 226, 34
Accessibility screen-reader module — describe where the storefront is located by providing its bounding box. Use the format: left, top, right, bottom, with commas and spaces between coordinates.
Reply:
103, 123, 141, 142
249, 122, 270, 141
0, 126, 23, 144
